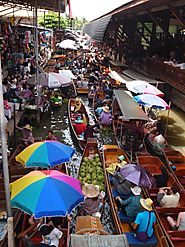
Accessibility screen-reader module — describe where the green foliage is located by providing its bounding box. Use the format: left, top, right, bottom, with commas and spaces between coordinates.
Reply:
38, 11, 87, 30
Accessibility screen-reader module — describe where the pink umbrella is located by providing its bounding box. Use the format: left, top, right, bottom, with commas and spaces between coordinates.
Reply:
126, 80, 164, 97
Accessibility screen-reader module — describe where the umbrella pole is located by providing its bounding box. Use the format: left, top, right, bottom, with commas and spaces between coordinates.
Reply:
0, 56, 14, 246
164, 101, 171, 136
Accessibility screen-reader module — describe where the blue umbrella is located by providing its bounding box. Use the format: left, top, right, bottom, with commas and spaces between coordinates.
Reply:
10, 170, 84, 218
16, 141, 75, 168
134, 94, 170, 110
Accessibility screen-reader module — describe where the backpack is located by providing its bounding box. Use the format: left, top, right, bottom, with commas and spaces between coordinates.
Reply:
112, 172, 132, 195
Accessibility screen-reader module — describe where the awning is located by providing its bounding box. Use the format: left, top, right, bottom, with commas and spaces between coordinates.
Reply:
109, 70, 127, 84
114, 90, 149, 121
83, 15, 112, 42
0, 0, 67, 11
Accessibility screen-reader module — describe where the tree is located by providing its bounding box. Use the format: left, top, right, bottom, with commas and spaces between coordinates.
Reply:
39, 11, 87, 30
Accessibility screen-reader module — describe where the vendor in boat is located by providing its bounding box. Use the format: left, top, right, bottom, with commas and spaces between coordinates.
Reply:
38, 223, 63, 247
131, 198, 156, 242
16, 124, 34, 146
73, 117, 86, 137
74, 97, 85, 114
46, 130, 58, 141
51, 89, 62, 105
167, 212, 185, 231
84, 120, 99, 140
157, 186, 180, 208
79, 184, 105, 217
116, 186, 142, 223
99, 106, 112, 126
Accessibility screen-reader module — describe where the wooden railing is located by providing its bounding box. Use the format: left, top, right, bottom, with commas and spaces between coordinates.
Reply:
145, 58, 185, 93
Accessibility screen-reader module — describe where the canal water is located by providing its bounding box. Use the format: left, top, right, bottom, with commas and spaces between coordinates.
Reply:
160, 105, 185, 156
34, 96, 116, 233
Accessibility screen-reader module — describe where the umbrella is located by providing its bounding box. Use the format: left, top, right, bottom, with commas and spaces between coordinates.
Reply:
10, 170, 84, 218
120, 164, 153, 187
134, 94, 170, 110
16, 141, 75, 168
59, 69, 76, 80
27, 72, 72, 88
126, 80, 164, 97
58, 40, 77, 50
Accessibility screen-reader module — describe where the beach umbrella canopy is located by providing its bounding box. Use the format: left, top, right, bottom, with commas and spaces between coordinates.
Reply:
59, 70, 76, 80
126, 80, 164, 97
134, 94, 170, 110
27, 72, 72, 88
16, 141, 75, 168
10, 170, 84, 218
58, 40, 77, 50
120, 164, 153, 187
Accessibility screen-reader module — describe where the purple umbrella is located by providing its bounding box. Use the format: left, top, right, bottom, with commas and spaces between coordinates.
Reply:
120, 164, 153, 187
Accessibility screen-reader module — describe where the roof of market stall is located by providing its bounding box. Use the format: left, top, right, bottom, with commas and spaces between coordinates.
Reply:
114, 90, 149, 121
0, 0, 67, 12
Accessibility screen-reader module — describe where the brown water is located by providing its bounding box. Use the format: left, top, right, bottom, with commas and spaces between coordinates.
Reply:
160, 105, 185, 155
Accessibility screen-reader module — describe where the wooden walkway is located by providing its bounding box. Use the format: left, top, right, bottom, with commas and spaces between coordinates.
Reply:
123, 69, 164, 84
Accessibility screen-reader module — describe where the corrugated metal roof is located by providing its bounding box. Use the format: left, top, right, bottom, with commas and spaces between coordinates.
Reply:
83, 15, 112, 42
113, 89, 149, 121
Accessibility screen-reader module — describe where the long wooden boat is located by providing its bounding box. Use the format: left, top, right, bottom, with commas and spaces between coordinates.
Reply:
155, 207, 185, 247
68, 99, 89, 151
164, 149, 185, 165
112, 89, 149, 158
138, 156, 185, 246
137, 156, 184, 202
102, 145, 169, 246
78, 138, 104, 193
18, 164, 69, 247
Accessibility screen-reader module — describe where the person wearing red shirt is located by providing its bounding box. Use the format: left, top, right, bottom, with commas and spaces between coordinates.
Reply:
73, 119, 86, 136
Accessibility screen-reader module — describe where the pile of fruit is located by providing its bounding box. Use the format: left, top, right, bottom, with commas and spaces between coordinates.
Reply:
78, 153, 104, 191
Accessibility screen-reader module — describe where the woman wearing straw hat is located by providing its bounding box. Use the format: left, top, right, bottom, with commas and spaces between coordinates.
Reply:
99, 105, 112, 127
131, 198, 156, 242
16, 124, 34, 146
116, 186, 142, 223
79, 184, 104, 217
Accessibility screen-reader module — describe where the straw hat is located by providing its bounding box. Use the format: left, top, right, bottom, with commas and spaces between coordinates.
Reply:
23, 124, 32, 132
140, 198, 153, 211
102, 106, 110, 113
131, 186, 141, 196
75, 97, 81, 105
82, 183, 100, 198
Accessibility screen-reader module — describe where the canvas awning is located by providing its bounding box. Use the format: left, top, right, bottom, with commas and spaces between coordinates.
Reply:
114, 89, 149, 121
109, 71, 127, 84
0, 0, 67, 11
83, 15, 112, 42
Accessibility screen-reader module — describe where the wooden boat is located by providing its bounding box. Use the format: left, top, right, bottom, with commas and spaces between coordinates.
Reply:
164, 149, 185, 164
137, 156, 185, 203
154, 207, 185, 247
78, 139, 104, 192
112, 89, 149, 158
102, 145, 169, 246
68, 99, 89, 151
76, 87, 89, 94
18, 164, 69, 247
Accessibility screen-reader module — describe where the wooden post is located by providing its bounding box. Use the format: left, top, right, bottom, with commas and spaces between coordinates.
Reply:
164, 101, 172, 136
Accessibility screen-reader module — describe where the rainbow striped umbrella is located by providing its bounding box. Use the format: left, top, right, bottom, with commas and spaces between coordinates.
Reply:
16, 141, 75, 168
10, 170, 84, 218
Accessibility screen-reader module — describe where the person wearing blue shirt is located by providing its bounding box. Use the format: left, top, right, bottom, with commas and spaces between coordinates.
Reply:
131, 198, 156, 242
116, 186, 142, 222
